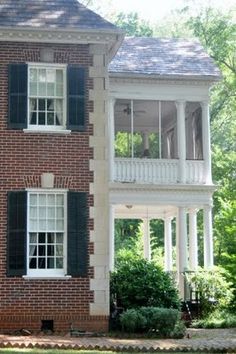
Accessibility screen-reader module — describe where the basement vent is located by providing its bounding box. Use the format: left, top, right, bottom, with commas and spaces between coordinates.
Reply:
41, 319, 54, 332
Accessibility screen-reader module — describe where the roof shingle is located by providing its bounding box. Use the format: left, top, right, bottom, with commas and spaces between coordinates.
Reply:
0, 0, 118, 31
109, 37, 221, 79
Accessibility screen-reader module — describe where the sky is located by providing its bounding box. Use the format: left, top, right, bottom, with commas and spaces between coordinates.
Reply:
91, 0, 235, 23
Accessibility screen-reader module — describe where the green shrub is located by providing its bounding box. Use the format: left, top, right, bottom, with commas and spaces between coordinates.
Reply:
188, 266, 233, 316
120, 306, 185, 337
110, 258, 180, 310
192, 309, 236, 329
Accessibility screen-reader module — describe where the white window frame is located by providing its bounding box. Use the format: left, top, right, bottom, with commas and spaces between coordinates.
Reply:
26, 189, 68, 278
27, 63, 67, 132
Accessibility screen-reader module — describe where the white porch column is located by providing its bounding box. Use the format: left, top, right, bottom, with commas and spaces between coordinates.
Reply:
164, 217, 173, 271
143, 218, 151, 261
189, 209, 198, 270
201, 101, 212, 184
109, 205, 115, 271
177, 207, 188, 297
176, 100, 186, 183
203, 205, 214, 268
109, 98, 116, 182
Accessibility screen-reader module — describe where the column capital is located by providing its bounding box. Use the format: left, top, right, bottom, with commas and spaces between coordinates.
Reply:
188, 208, 199, 215
109, 97, 116, 107
175, 100, 186, 109
200, 100, 209, 109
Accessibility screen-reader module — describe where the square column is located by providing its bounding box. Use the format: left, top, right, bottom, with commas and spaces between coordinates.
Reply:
164, 217, 173, 271
176, 207, 188, 297
109, 98, 115, 182
109, 205, 115, 271
142, 218, 151, 261
203, 205, 214, 268
176, 101, 186, 183
189, 208, 198, 270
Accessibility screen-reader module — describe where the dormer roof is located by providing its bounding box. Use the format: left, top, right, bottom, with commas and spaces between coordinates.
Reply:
110, 37, 221, 81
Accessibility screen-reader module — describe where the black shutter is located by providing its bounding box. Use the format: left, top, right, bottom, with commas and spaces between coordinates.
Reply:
8, 64, 28, 129
67, 192, 88, 277
7, 191, 27, 276
67, 66, 86, 131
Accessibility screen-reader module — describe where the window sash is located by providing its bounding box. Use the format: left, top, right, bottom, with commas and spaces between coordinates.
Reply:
28, 64, 66, 130
27, 191, 67, 277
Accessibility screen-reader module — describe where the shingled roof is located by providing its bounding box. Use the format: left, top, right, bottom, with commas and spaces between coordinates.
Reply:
109, 37, 221, 80
0, 0, 118, 31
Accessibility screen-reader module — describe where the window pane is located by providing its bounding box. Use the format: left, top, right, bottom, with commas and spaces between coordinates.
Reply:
56, 245, 63, 256
30, 245, 37, 256
56, 220, 64, 231
39, 195, 46, 206
30, 82, 37, 96
56, 70, 63, 83
56, 233, 63, 244
47, 207, 55, 218
29, 219, 37, 231
56, 258, 63, 268
47, 245, 54, 256
39, 69, 46, 82
38, 245, 45, 256
38, 99, 46, 111
56, 195, 64, 206
38, 112, 45, 125
39, 220, 46, 230
56, 84, 63, 96
48, 194, 55, 206
29, 258, 37, 269
38, 233, 45, 243
47, 112, 54, 125
56, 207, 64, 218
47, 233, 54, 243
48, 219, 55, 230
30, 194, 37, 206
29, 68, 37, 82
30, 233, 37, 243
39, 83, 46, 96
39, 207, 46, 218
38, 258, 45, 268
30, 207, 37, 218
47, 83, 55, 96
47, 258, 54, 269
47, 69, 55, 83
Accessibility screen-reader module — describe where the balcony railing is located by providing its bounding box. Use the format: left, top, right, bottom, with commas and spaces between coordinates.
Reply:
114, 158, 205, 184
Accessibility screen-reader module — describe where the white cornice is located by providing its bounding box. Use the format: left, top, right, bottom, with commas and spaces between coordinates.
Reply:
109, 76, 215, 87
0, 27, 124, 60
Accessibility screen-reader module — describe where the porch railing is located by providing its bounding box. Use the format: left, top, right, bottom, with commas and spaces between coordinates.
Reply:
114, 158, 205, 184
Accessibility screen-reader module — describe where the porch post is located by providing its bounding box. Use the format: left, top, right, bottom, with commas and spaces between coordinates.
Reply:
177, 206, 188, 297
203, 205, 214, 268
109, 98, 116, 182
189, 208, 198, 270
143, 218, 151, 261
109, 205, 115, 271
176, 100, 186, 183
201, 101, 212, 184
164, 217, 173, 271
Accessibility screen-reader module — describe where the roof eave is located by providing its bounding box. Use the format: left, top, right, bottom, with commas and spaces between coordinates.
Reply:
109, 71, 222, 83
0, 26, 124, 60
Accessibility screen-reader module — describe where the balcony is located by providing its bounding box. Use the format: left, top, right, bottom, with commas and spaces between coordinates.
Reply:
114, 158, 205, 184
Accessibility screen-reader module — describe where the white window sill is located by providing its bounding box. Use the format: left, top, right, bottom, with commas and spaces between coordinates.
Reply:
23, 129, 71, 134
23, 275, 72, 280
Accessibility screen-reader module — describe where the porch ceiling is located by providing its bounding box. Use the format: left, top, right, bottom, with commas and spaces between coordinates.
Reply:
114, 204, 177, 219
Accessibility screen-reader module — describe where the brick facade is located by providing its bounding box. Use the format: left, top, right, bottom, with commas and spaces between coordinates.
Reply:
0, 42, 109, 332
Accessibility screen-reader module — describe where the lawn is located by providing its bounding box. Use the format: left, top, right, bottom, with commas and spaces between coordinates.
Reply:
0, 350, 220, 354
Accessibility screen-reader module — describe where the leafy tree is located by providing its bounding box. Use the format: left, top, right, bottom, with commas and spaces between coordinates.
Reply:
113, 12, 154, 37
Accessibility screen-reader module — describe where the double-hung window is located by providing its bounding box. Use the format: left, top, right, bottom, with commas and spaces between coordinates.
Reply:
8, 63, 86, 132
27, 191, 66, 277
7, 190, 88, 278
28, 65, 66, 130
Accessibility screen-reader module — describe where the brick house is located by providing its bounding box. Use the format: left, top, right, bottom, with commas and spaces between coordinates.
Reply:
0, 0, 220, 332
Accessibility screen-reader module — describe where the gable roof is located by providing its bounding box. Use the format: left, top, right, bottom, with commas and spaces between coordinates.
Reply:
0, 0, 118, 31
109, 37, 221, 80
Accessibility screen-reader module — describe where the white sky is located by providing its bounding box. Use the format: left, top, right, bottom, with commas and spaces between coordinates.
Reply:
95, 0, 235, 22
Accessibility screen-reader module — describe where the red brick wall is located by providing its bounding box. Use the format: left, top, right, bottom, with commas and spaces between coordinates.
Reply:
0, 42, 107, 332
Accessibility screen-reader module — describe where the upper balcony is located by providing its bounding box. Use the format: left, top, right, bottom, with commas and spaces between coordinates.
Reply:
109, 98, 212, 186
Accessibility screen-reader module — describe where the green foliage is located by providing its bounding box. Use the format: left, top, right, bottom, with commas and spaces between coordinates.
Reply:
120, 307, 185, 337
192, 309, 236, 329
110, 258, 180, 310
113, 12, 153, 37
188, 267, 234, 316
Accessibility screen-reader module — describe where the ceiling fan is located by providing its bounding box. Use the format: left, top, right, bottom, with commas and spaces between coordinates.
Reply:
116, 104, 146, 116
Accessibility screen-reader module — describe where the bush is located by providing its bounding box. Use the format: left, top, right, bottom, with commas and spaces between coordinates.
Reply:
120, 307, 185, 337
110, 258, 180, 310
188, 266, 234, 316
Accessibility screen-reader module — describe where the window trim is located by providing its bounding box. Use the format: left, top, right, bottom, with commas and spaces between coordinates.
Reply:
26, 63, 67, 132
26, 188, 68, 278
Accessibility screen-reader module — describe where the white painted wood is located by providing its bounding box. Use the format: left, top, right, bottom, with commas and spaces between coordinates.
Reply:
176, 100, 186, 183
109, 205, 115, 271
177, 207, 188, 273
189, 209, 198, 270
164, 217, 173, 271
114, 158, 205, 184
201, 101, 212, 184
109, 98, 115, 181
203, 205, 214, 268
143, 218, 151, 261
